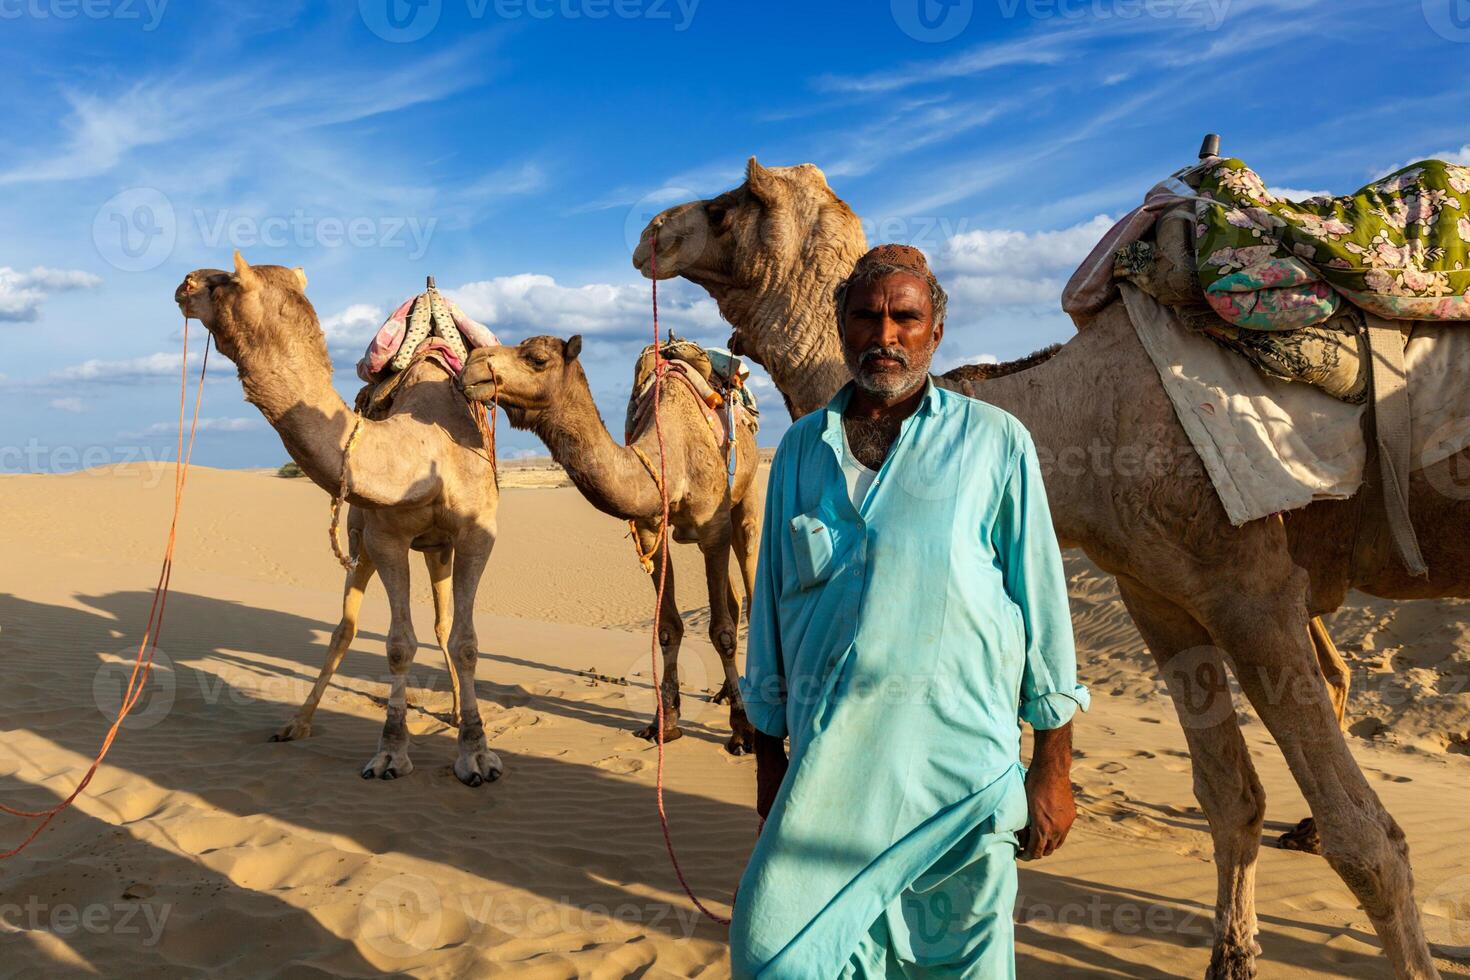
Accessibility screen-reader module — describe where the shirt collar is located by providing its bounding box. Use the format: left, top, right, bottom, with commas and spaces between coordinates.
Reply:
821, 376, 941, 446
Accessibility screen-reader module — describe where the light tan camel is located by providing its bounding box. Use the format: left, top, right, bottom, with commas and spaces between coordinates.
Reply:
460, 335, 759, 755
634, 160, 1460, 978
174, 253, 504, 786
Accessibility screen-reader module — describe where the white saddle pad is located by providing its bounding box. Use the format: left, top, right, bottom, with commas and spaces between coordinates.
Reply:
1121, 284, 1470, 526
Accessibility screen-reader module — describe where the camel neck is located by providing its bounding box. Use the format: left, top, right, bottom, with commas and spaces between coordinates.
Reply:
725, 244, 864, 420
530, 366, 666, 521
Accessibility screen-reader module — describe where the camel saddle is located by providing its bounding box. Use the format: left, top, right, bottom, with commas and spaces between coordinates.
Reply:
623, 338, 758, 484
1068, 140, 1470, 578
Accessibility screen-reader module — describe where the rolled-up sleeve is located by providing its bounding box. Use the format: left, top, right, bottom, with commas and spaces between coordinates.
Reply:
740, 443, 790, 738
992, 430, 1090, 730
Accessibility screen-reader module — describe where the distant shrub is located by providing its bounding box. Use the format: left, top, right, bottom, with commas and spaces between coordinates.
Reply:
277, 462, 305, 479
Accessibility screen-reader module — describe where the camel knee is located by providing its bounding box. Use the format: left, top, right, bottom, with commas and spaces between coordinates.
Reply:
658, 619, 684, 650
1317, 811, 1412, 916
385, 641, 414, 673
451, 641, 478, 672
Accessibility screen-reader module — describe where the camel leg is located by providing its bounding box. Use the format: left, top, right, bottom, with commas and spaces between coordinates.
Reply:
272, 555, 377, 742
633, 525, 684, 743
1279, 616, 1353, 854
1203, 578, 1437, 979
1118, 579, 1265, 980
360, 537, 417, 780
714, 495, 760, 708
730, 495, 759, 623
700, 528, 753, 756
424, 546, 462, 728
446, 530, 501, 787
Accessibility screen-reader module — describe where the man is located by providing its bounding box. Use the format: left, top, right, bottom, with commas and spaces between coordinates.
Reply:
730, 245, 1088, 978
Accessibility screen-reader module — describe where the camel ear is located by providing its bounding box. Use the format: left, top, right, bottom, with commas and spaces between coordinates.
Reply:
746, 156, 779, 204
292, 267, 308, 291
564, 335, 583, 361
232, 250, 260, 290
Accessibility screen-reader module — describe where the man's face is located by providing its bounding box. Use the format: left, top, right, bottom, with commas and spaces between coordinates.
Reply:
840, 272, 943, 400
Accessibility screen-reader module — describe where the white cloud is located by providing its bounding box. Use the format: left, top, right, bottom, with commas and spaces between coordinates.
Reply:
1268, 187, 1331, 201
0, 266, 102, 323
446, 274, 724, 343
937, 214, 1113, 309
46, 351, 230, 385
936, 352, 1000, 373
1374, 145, 1470, 180
320, 303, 384, 349
125, 417, 262, 438
48, 397, 86, 413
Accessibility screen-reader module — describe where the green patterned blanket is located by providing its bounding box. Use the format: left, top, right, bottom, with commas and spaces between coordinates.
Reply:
1196, 158, 1470, 329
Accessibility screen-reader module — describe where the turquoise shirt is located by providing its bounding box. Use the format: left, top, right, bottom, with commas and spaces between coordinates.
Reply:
731, 379, 1088, 977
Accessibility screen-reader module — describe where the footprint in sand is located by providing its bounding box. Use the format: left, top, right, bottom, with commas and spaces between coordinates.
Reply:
1096, 761, 1127, 774
594, 755, 647, 775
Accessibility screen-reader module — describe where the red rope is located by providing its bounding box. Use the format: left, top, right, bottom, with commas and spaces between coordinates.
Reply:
0, 318, 208, 858
647, 226, 732, 926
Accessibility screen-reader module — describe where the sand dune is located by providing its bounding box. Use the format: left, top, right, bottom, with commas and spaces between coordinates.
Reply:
3, 463, 1470, 977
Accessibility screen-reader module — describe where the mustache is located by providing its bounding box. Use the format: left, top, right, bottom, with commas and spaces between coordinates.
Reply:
858, 345, 909, 368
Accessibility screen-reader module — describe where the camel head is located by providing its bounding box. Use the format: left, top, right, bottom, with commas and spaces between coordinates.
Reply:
631, 157, 865, 309
174, 251, 317, 369
462, 335, 584, 429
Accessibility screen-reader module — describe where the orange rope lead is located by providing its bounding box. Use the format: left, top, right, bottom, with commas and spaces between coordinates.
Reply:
0, 317, 209, 859
646, 226, 732, 926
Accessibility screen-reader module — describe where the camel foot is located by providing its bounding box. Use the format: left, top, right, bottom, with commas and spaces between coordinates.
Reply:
270, 718, 312, 742
361, 749, 414, 781
453, 746, 504, 787
1277, 817, 1323, 854
633, 722, 684, 744
712, 680, 736, 705
725, 731, 752, 756
1205, 939, 1260, 979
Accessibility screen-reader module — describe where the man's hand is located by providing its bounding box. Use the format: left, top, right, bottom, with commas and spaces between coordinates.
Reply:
1019, 721, 1075, 861
753, 731, 789, 820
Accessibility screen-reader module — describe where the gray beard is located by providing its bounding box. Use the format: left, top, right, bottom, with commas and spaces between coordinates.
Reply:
845, 342, 935, 400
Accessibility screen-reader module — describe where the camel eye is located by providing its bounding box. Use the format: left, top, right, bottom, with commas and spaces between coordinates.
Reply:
526, 353, 549, 369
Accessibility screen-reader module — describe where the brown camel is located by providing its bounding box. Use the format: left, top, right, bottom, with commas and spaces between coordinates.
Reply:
174, 252, 504, 787
633, 159, 1458, 978
460, 335, 759, 755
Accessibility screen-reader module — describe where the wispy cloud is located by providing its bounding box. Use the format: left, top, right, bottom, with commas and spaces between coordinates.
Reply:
0, 266, 102, 323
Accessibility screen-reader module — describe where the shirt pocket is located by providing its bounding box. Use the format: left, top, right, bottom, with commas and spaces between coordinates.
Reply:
788, 512, 835, 590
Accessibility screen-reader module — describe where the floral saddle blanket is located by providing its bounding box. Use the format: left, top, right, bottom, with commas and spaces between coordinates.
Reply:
1195, 158, 1470, 330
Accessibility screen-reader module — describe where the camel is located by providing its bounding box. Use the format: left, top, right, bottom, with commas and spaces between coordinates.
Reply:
632, 159, 1462, 978
460, 335, 759, 755
174, 252, 504, 787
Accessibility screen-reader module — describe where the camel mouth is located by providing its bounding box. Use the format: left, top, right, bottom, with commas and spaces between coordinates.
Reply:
462, 381, 497, 403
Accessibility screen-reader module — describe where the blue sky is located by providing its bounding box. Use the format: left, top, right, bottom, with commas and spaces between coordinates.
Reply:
2, 0, 1467, 469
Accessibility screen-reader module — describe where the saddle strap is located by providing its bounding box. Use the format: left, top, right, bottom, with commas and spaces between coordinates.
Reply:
1365, 314, 1428, 577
